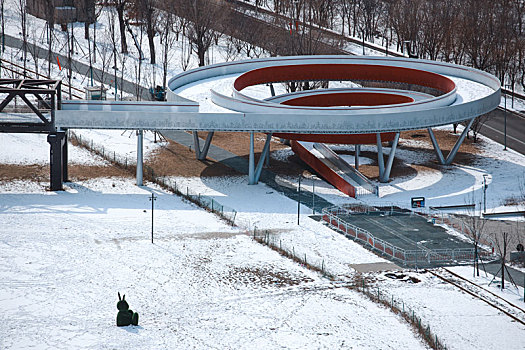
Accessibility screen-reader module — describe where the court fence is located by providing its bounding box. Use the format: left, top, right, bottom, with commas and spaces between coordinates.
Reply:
321, 205, 493, 267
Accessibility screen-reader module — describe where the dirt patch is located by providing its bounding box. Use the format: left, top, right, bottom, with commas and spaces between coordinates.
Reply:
0, 164, 131, 182
146, 138, 241, 177
224, 266, 314, 288
400, 129, 483, 160
187, 129, 484, 181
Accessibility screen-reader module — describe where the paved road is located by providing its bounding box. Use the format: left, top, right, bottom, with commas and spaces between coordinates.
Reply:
481, 107, 525, 155
484, 262, 525, 288
3, 33, 151, 101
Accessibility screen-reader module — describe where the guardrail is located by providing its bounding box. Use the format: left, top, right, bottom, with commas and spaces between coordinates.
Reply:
321, 205, 489, 266
313, 143, 378, 196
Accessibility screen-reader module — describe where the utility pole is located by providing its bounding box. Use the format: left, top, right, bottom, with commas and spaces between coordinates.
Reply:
482, 174, 488, 214
149, 193, 156, 243
504, 84, 512, 151
297, 175, 301, 225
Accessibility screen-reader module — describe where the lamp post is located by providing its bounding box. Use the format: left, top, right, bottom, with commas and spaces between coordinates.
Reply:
149, 193, 157, 243
482, 174, 488, 214
503, 84, 512, 151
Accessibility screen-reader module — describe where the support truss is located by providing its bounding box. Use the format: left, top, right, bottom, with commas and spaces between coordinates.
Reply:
249, 133, 273, 185
192, 131, 215, 160
0, 79, 62, 133
428, 118, 476, 165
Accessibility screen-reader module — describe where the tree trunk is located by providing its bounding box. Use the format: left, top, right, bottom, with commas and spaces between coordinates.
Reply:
147, 24, 155, 64
197, 44, 205, 67
116, 4, 128, 54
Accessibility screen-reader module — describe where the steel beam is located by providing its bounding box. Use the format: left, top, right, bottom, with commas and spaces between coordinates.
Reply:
254, 133, 273, 184
248, 132, 255, 185
192, 131, 214, 160
381, 132, 400, 182
137, 130, 143, 186
445, 117, 476, 165
427, 127, 446, 164
428, 117, 476, 165
376, 133, 385, 180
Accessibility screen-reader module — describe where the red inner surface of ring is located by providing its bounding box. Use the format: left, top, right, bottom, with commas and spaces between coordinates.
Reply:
281, 92, 414, 107
234, 64, 455, 94
236, 64, 445, 144
273, 92, 411, 143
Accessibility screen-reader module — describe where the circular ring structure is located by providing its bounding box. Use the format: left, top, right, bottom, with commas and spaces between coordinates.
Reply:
168, 56, 501, 134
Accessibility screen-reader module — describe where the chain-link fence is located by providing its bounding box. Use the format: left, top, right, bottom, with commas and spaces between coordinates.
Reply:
355, 277, 449, 350
251, 226, 448, 350
322, 205, 486, 266
70, 131, 237, 225
252, 227, 333, 278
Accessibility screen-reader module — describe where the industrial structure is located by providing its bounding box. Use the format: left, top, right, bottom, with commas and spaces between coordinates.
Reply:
0, 56, 501, 193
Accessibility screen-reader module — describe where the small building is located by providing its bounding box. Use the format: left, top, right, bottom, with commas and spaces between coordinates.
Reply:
85, 85, 107, 100
26, 0, 95, 25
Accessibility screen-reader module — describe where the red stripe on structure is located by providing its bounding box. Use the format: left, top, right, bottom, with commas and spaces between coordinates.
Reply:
273, 132, 395, 144
235, 64, 455, 94
282, 92, 413, 107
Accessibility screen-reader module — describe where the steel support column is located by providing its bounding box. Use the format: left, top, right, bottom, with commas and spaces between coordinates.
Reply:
62, 129, 68, 182
192, 131, 214, 160
248, 132, 255, 185
427, 127, 446, 164
355, 144, 360, 170
445, 118, 475, 165
47, 132, 66, 191
253, 133, 273, 184
428, 117, 476, 165
137, 130, 143, 186
381, 132, 400, 182
376, 133, 385, 180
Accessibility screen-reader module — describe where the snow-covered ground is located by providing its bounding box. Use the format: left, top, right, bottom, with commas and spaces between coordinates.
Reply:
2, 123, 525, 348
2, 2, 525, 348
369, 269, 525, 350
1, 177, 431, 349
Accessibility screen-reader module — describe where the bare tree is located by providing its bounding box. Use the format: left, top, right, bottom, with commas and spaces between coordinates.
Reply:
18, 0, 28, 77
492, 230, 512, 289
461, 192, 488, 277
112, 0, 129, 53
158, 10, 176, 91
180, 34, 192, 71
132, 0, 158, 64
469, 114, 490, 143
177, 0, 226, 67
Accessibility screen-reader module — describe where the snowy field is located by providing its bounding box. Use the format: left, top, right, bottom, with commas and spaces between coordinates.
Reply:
2, 127, 525, 348
1, 177, 430, 349
1, 1, 525, 348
